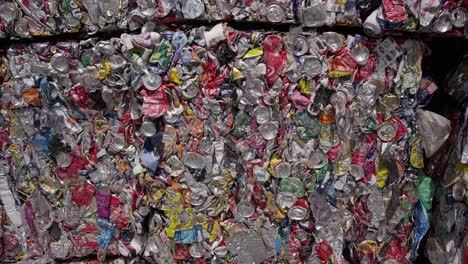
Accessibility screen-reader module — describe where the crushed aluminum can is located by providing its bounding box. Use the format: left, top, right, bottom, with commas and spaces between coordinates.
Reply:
451, 8, 467, 28
276, 192, 298, 209
322, 32, 344, 52
55, 152, 73, 168
288, 205, 308, 221
432, 11, 453, 33
275, 162, 292, 178
303, 56, 323, 77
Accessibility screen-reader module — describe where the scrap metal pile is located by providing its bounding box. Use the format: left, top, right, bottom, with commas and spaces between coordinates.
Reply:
0, 0, 466, 38
0, 21, 465, 264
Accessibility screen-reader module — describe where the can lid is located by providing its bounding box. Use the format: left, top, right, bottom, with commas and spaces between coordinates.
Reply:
51, 54, 69, 73
287, 205, 308, 221
322, 32, 343, 52
142, 73, 162, 91
275, 162, 292, 178
0, 2, 18, 22
208, 176, 227, 196
377, 123, 396, 142
451, 8, 467, 28
265, 4, 286, 23
189, 243, 204, 258
303, 56, 322, 77
214, 246, 227, 257
452, 182, 465, 201
183, 0, 205, 19
163, 110, 181, 124
349, 164, 364, 180
351, 45, 369, 65
189, 182, 209, 205
130, 102, 142, 120
253, 105, 271, 124
307, 104, 321, 116
276, 191, 298, 209
110, 135, 126, 153
81, 67, 99, 88
181, 82, 199, 99
139, 121, 157, 137
310, 151, 328, 169
189, 190, 207, 206
56, 152, 73, 168
109, 55, 127, 70
98, 43, 116, 56
363, 13, 383, 37
293, 35, 309, 56
259, 122, 278, 140
237, 200, 255, 218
